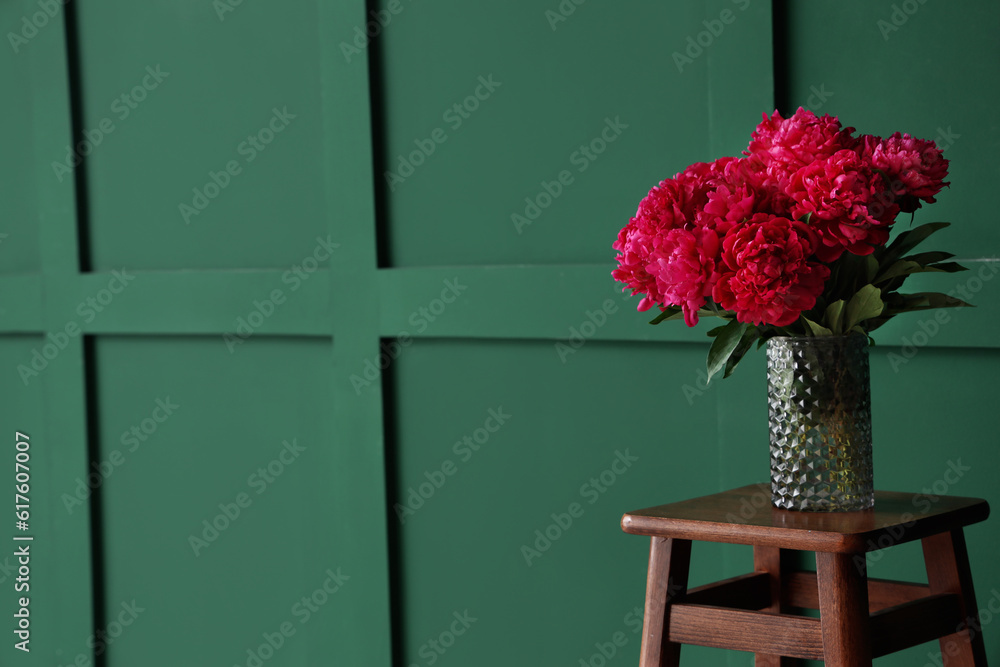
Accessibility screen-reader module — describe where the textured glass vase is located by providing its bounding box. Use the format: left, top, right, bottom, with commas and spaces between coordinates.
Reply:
767, 334, 874, 511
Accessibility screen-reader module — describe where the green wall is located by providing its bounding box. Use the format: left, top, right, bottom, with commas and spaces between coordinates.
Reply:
1, 1, 997, 665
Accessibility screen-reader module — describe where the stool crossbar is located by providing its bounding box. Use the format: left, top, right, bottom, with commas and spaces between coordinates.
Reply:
621, 484, 990, 666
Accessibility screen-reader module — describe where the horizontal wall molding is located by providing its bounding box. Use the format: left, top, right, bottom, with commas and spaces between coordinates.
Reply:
2, 261, 996, 349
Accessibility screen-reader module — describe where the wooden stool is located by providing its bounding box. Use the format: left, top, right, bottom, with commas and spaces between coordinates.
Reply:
621, 484, 990, 666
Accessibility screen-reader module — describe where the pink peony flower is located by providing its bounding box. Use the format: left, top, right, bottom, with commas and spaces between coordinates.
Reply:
612, 172, 706, 310
612, 219, 661, 311
786, 149, 896, 261
613, 160, 737, 311
713, 214, 830, 326
612, 110, 954, 339
698, 161, 762, 232
744, 108, 856, 189
646, 227, 721, 326
869, 132, 949, 212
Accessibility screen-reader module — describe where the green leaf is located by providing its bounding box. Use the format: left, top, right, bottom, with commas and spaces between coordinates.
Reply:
723, 327, 760, 378
649, 307, 682, 325
650, 305, 730, 325
874, 260, 924, 284
801, 317, 833, 337
844, 284, 884, 331
706, 319, 748, 383
890, 293, 931, 311
863, 255, 879, 283
894, 292, 974, 312
824, 300, 846, 334
881, 222, 951, 266
925, 262, 968, 273
875, 259, 968, 285
903, 251, 955, 265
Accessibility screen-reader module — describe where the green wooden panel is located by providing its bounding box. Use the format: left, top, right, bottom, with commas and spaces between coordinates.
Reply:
92, 336, 337, 666
76, 2, 326, 270
0, 338, 47, 667
322, 2, 395, 664
379, 0, 772, 266
704, 0, 775, 158
2, 1, 996, 666
391, 338, 760, 666
0, 0, 43, 274
0, 275, 43, 331
58, 269, 331, 336
7, 4, 101, 662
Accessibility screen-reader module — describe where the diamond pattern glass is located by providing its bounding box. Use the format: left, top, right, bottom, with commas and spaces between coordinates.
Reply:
767, 334, 874, 511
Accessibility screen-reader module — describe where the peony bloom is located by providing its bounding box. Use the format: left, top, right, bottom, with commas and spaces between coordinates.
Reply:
701, 178, 760, 236
787, 149, 896, 261
613, 161, 737, 311
612, 219, 661, 311
744, 108, 856, 190
647, 227, 721, 326
869, 132, 949, 212
713, 214, 830, 326
612, 172, 706, 310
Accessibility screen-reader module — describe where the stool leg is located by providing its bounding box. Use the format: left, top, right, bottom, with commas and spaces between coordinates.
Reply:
639, 537, 691, 667
923, 529, 989, 666
753, 546, 797, 666
816, 551, 872, 666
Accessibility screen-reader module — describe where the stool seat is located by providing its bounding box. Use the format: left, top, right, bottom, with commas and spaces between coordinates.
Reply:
621, 484, 990, 667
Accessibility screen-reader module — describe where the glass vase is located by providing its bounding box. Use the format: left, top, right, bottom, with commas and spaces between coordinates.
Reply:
767, 334, 874, 511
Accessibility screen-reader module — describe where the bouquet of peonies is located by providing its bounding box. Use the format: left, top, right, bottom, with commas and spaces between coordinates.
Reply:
613, 108, 970, 380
